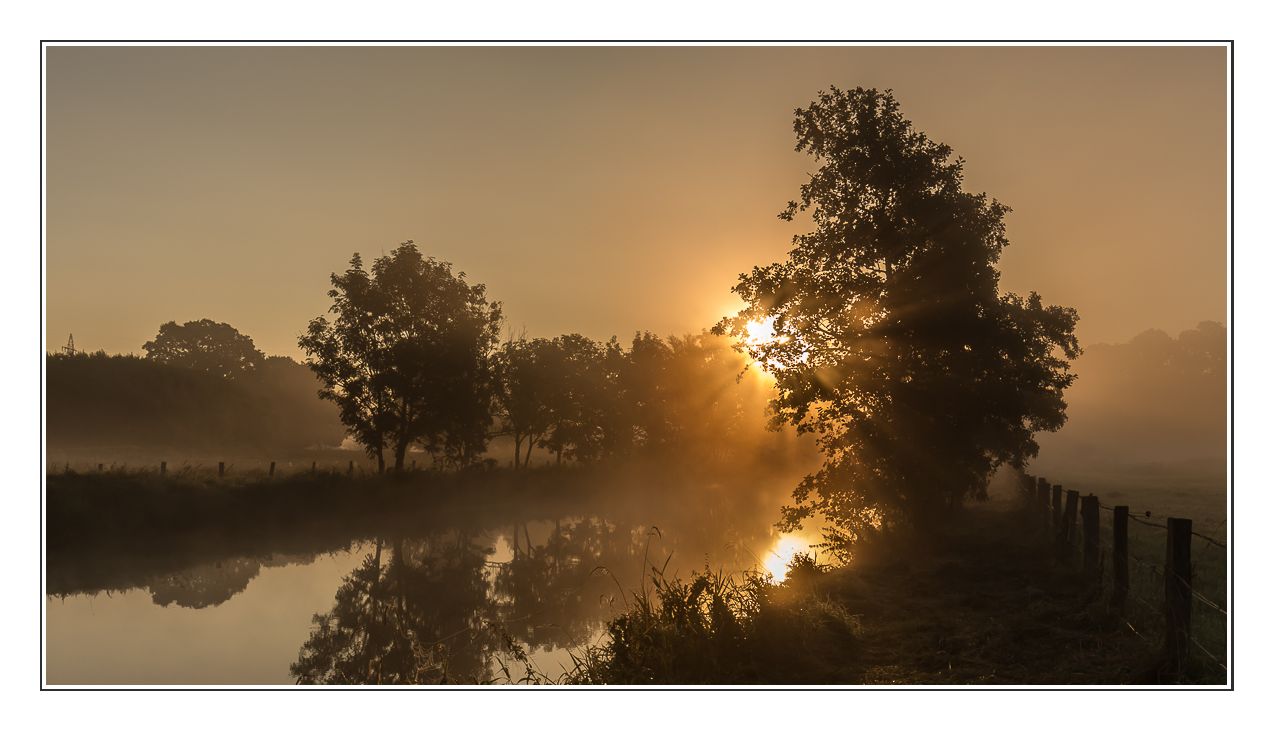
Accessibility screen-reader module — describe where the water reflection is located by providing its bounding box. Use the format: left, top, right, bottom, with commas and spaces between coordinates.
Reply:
490, 519, 628, 653
292, 519, 652, 683
763, 534, 816, 583
46, 471, 823, 684
293, 534, 498, 683
148, 557, 261, 609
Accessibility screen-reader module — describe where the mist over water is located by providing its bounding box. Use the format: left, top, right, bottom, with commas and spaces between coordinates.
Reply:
46, 462, 823, 684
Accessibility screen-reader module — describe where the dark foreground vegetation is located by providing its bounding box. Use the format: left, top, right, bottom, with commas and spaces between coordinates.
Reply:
565, 555, 859, 684
565, 501, 1223, 685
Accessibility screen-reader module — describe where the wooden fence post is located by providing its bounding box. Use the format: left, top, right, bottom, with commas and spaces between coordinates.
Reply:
1164, 517, 1193, 677
1112, 506, 1129, 611
1051, 484, 1063, 534
1080, 494, 1099, 577
1061, 490, 1079, 559
1036, 479, 1050, 527
218, 461, 225, 478
160, 461, 167, 476
269, 461, 276, 477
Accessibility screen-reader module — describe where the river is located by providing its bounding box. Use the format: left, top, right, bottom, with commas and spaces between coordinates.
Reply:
45, 472, 821, 684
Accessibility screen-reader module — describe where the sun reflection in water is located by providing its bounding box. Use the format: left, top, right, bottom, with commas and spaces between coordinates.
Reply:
762, 534, 814, 582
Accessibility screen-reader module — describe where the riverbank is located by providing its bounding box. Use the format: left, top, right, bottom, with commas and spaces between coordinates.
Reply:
44, 460, 803, 598
564, 505, 1219, 685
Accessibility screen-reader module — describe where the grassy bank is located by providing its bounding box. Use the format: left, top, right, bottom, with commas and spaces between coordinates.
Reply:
562, 504, 1221, 685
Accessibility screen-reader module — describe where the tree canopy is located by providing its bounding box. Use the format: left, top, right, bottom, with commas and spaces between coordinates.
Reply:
718, 87, 1080, 555
142, 319, 265, 379
490, 331, 777, 469
299, 242, 503, 472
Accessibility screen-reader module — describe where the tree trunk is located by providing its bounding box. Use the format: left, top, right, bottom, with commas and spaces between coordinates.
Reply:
513, 434, 523, 469
394, 439, 408, 472
376, 447, 385, 474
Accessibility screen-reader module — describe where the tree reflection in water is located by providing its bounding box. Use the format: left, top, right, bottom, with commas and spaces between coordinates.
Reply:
148, 557, 261, 609
292, 517, 658, 684
292, 533, 498, 684
492, 518, 630, 654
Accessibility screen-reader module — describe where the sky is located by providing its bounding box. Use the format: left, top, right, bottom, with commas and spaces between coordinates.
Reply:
45, 45, 1228, 359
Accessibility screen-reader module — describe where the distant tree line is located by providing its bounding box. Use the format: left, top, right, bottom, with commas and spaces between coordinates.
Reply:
298, 242, 781, 472
46, 349, 345, 454
492, 330, 776, 469
1034, 321, 1225, 471
48, 258, 783, 468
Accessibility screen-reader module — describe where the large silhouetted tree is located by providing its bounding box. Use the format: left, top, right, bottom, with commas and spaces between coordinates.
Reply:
718, 87, 1080, 555
300, 242, 503, 472
143, 319, 264, 379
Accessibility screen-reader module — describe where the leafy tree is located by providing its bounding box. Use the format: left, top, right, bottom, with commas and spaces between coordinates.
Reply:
494, 334, 611, 467
539, 334, 608, 464
718, 87, 1080, 555
492, 337, 556, 469
595, 337, 636, 457
661, 332, 770, 459
142, 319, 264, 379
300, 242, 503, 472
623, 332, 676, 449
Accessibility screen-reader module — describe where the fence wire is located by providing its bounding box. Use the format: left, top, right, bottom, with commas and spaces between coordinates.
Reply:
1189, 635, 1228, 672
1095, 499, 1227, 548
1191, 531, 1227, 549
1179, 574, 1228, 615
1030, 481, 1229, 682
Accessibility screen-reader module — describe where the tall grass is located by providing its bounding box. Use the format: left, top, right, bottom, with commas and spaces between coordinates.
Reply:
563, 553, 857, 684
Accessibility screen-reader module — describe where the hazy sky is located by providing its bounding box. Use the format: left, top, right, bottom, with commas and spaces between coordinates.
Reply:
45, 45, 1227, 359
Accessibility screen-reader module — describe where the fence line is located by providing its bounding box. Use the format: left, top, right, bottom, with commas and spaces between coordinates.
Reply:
1191, 531, 1227, 550
1127, 513, 1170, 530
1022, 474, 1228, 683
1097, 499, 1226, 548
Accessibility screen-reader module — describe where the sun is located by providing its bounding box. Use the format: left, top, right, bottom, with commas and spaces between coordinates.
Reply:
744, 316, 782, 347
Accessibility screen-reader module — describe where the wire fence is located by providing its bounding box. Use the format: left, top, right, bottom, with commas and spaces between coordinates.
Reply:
1021, 475, 1229, 682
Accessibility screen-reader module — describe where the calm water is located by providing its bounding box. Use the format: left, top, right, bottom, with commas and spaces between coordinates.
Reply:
46, 480, 819, 684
